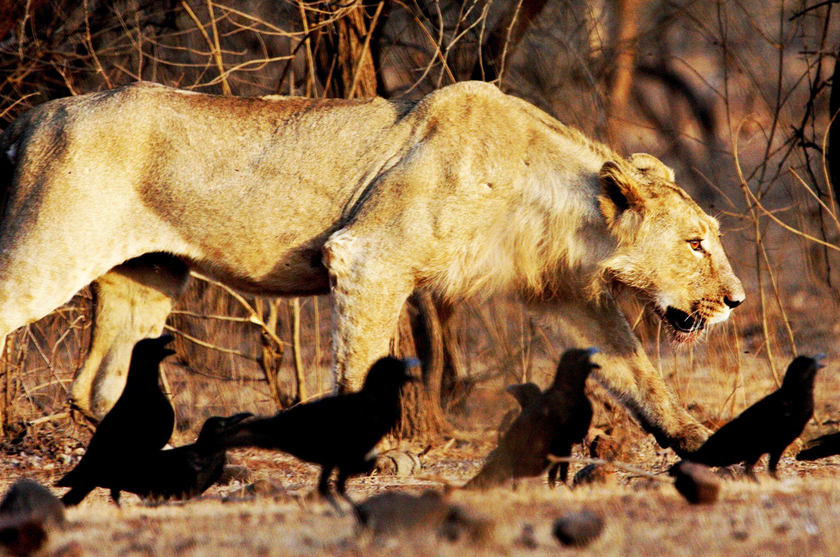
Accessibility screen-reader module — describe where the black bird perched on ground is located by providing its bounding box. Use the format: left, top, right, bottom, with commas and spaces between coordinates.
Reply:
506, 382, 542, 410
466, 348, 599, 489
544, 350, 598, 487
119, 412, 254, 501
797, 431, 840, 461
687, 354, 825, 480
496, 382, 542, 438
220, 357, 417, 504
57, 335, 177, 506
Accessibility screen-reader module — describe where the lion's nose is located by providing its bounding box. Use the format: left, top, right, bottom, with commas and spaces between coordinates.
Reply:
724, 295, 743, 309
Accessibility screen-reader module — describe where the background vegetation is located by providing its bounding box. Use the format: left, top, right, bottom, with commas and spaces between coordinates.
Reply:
0, 0, 837, 452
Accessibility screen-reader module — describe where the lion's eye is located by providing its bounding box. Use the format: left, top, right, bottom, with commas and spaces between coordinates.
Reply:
688, 239, 704, 252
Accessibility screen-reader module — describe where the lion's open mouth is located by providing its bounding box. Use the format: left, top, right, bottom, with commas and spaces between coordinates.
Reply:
664, 307, 705, 335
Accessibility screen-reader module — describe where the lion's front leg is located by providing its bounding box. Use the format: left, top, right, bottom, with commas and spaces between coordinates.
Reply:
324, 232, 416, 393
542, 296, 711, 455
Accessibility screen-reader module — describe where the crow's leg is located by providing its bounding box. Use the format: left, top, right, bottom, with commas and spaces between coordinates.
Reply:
335, 468, 355, 506
317, 464, 335, 498
559, 460, 570, 485
547, 464, 559, 488
768, 452, 782, 479
744, 460, 759, 483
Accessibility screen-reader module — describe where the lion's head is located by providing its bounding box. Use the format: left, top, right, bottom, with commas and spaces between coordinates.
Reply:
596, 153, 745, 342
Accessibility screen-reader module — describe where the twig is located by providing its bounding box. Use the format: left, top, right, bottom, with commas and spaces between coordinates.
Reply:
83, 0, 113, 88
180, 0, 231, 95
290, 298, 307, 401
0, 93, 37, 120
28, 412, 70, 426
190, 272, 290, 349
170, 310, 254, 323
297, 0, 317, 97
546, 455, 671, 481
163, 324, 253, 359
495, 0, 524, 86
314, 296, 322, 395
347, 0, 385, 99
789, 0, 840, 20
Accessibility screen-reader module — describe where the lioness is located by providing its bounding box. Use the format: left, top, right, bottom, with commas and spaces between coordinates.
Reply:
0, 81, 744, 453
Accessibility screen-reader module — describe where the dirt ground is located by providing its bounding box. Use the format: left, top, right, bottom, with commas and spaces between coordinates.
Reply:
4, 422, 840, 557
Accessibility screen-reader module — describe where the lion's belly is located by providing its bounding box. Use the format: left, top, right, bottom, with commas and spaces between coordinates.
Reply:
182, 223, 335, 297
191, 254, 332, 296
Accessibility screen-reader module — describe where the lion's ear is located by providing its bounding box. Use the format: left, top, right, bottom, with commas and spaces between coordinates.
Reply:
598, 160, 644, 227
629, 153, 675, 182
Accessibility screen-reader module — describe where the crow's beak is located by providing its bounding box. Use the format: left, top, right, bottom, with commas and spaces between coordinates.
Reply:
404, 358, 422, 369
814, 353, 827, 369
586, 347, 602, 369
158, 334, 175, 345
402, 358, 422, 382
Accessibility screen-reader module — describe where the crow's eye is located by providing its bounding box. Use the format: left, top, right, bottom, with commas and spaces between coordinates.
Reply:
688, 239, 704, 252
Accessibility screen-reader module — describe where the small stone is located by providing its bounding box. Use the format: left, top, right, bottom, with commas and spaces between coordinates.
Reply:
0, 479, 66, 557
438, 505, 493, 545
669, 461, 721, 504
715, 464, 747, 480
589, 432, 620, 461
573, 464, 615, 487
354, 491, 450, 537
373, 450, 422, 476
514, 524, 538, 549
552, 510, 604, 547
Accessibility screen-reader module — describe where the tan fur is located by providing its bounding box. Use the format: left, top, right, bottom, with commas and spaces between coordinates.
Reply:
0, 81, 744, 453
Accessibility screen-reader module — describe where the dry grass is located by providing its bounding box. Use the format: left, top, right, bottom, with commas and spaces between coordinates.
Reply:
5, 441, 840, 556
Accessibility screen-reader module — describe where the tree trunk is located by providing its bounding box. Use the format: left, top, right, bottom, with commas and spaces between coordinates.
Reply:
607, 0, 642, 142
470, 0, 550, 83
830, 50, 840, 205
308, 0, 381, 99
394, 292, 450, 442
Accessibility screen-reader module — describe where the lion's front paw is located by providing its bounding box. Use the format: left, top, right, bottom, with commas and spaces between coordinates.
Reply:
673, 422, 712, 456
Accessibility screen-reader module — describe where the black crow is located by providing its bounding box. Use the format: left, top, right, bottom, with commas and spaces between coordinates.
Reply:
119, 412, 254, 501
57, 335, 176, 506
796, 431, 840, 461
545, 349, 597, 487
221, 357, 417, 503
687, 354, 825, 480
465, 348, 599, 489
496, 382, 542, 438
506, 382, 542, 410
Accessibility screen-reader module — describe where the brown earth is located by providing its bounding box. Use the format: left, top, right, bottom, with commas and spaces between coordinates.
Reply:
4, 416, 840, 557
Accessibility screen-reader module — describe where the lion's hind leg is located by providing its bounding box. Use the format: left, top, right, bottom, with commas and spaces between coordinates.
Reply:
69, 254, 189, 419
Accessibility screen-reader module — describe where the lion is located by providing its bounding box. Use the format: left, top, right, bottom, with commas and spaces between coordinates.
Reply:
0, 80, 744, 454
